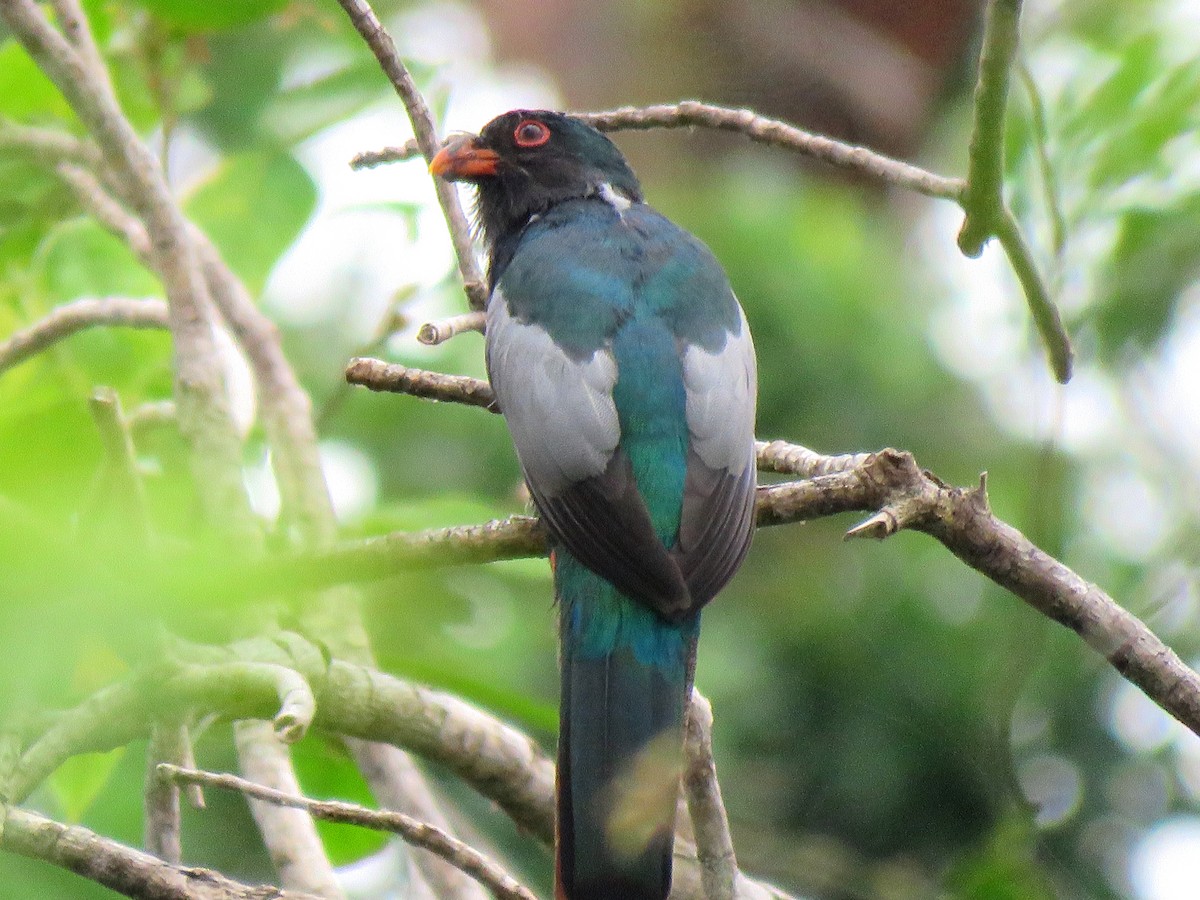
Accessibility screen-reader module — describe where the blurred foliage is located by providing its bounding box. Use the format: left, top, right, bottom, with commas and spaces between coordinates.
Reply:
1, 1, 1199, 899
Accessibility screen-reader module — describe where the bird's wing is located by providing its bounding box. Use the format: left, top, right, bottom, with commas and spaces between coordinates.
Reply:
486, 284, 692, 617
674, 303, 758, 607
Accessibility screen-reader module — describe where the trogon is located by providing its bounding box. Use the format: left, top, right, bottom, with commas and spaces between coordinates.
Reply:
432, 110, 757, 900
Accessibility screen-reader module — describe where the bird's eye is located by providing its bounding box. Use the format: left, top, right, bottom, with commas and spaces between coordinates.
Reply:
513, 119, 551, 148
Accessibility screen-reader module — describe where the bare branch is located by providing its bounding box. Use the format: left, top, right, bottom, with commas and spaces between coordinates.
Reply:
333, 0, 487, 310
350, 140, 421, 169
993, 207, 1073, 382
56, 163, 153, 262
313, 398, 1200, 746
346, 357, 498, 411
0, 297, 167, 375
417, 311, 487, 346
0, 0, 255, 533
48, 0, 110, 91
755, 440, 872, 478
235, 722, 347, 900
953, 0, 1071, 382
351, 102, 962, 200
159, 765, 538, 900
958, 0, 1022, 255
144, 722, 188, 863
0, 805, 325, 900
577, 102, 963, 200
0, 119, 100, 165
684, 694, 736, 900
88, 387, 151, 543
344, 740, 490, 900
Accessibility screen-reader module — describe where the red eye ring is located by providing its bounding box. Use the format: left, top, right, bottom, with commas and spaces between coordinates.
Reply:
513, 119, 551, 148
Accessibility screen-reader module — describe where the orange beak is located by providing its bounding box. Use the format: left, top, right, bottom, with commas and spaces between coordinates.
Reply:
429, 135, 500, 181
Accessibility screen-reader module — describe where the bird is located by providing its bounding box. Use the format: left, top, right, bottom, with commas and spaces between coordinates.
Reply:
431, 110, 757, 900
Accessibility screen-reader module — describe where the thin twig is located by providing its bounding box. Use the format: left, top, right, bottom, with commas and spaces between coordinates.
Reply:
417, 311, 486, 346
46, 108, 476, 897
993, 207, 1073, 381
684, 694, 736, 900
234, 722, 347, 900
577, 102, 963, 200
0, 805, 325, 900
956, 0, 1071, 382
0, 119, 100, 165
958, 0, 1023, 255
333, 0, 487, 310
1, 0, 256, 534
350, 140, 421, 169
1016, 58, 1066, 259
0, 297, 167, 375
158, 765, 538, 900
56, 162, 154, 261
143, 722, 187, 863
88, 386, 151, 543
345, 358, 498, 410
351, 103, 962, 200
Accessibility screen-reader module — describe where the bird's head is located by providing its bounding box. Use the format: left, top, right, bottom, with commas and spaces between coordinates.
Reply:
430, 110, 643, 250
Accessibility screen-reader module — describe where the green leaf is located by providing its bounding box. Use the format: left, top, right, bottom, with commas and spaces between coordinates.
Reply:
1089, 58, 1200, 188
189, 22, 289, 149
48, 747, 127, 823
1093, 194, 1200, 353
290, 740, 388, 866
0, 41, 73, 122
126, 0, 289, 32
393, 657, 559, 734
37, 219, 162, 301
265, 56, 389, 145
184, 151, 317, 294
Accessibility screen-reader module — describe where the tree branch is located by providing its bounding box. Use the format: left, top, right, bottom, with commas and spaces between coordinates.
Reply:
345, 358, 498, 411
332, 0, 487, 310
144, 722, 188, 863
235, 721, 347, 900
954, 0, 1072, 382
958, 0, 1022, 255
88, 386, 152, 543
417, 311, 487, 346
9, 638, 791, 899
0, 297, 167, 375
0, 805, 325, 900
684, 694, 736, 900
336, 359, 1200, 747
158, 765, 537, 900
576, 102, 963, 199
350, 91, 1072, 382
342, 740, 490, 900
0, 119, 100, 166
349, 101, 963, 200
38, 102, 466, 886
0, 0, 257, 534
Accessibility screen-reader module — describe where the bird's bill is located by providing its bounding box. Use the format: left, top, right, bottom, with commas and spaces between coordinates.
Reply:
429, 135, 500, 180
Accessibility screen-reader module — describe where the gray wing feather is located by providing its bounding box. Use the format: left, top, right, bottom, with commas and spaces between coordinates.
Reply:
485, 287, 620, 495
682, 304, 757, 476
675, 303, 758, 606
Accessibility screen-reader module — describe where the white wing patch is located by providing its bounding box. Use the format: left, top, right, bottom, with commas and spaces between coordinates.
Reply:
486, 287, 620, 496
682, 304, 757, 474
598, 182, 633, 213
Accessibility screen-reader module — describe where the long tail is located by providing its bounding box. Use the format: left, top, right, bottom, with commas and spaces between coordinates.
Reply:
554, 552, 698, 900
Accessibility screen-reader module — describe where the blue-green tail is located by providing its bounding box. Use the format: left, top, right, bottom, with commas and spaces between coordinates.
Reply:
555, 552, 698, 900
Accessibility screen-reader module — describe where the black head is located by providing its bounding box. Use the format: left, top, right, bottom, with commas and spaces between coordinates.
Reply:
430, 110, 643, 251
